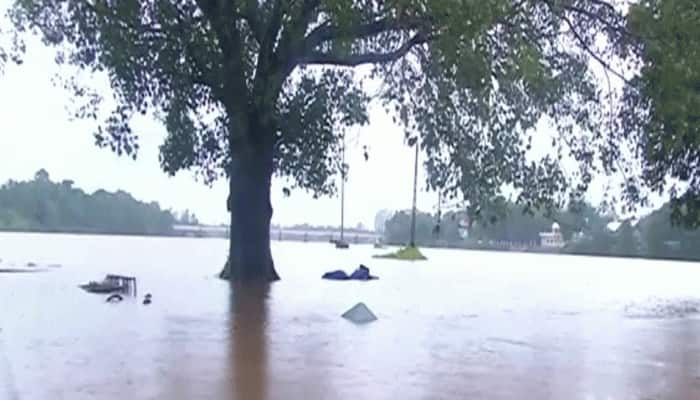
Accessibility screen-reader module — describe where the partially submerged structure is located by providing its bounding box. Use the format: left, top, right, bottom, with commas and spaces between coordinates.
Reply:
342, 302, 378, 324
80, 274, 137, 295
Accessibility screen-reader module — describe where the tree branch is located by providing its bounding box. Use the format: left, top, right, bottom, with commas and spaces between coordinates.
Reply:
240, 0, 263, 43
194, 0, 250, 152
193, 0, 233, 45
82, 0, 164, 36
298, 33, 429, 67
539, 0, 630, 84
559, 12, 630, 83
259, 0, 285, 62
561, 3, 636, 39
267, 0, 322, 85
586, 0, 619, 14
251, 0, 285, 114
304, 17, 427, 52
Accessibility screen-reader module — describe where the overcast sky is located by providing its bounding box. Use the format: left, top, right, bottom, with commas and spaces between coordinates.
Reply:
0, 4, 640, 228
0, 32, 450, 228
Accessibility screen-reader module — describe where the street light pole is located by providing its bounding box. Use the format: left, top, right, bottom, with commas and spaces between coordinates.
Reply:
410, 138, 419, 247
340, 134, 345, 243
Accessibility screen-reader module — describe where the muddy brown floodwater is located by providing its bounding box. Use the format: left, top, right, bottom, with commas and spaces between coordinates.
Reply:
1, 232, 700, 399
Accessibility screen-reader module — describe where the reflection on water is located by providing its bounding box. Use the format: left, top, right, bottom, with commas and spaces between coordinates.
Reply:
158, 284, 273, 400
1, 232, 700, 399
228, 284, 270, 400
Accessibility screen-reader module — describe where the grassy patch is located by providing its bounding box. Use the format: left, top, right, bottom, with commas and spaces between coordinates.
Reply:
373, 246, 427, 261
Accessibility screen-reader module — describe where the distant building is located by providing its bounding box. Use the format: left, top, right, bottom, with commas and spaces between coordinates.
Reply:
539, 222, 565, 248
457, 217, 470, 239
373, 209, 393, 234
663, 240, 681, 251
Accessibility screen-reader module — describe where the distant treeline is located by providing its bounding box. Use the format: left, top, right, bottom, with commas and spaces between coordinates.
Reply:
381, 200, 700, 262
0, 169, 194, 236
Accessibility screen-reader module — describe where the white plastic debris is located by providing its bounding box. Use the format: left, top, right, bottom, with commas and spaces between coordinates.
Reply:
341, 302, 378, 324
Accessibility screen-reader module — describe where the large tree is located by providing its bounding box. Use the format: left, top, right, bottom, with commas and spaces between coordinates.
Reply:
5, 0, 637, 282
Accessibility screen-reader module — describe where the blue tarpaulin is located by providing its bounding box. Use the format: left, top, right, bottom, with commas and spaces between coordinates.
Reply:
322, 265, 378, 281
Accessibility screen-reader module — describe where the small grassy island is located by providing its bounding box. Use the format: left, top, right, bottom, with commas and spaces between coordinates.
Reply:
373, 246, 427, 261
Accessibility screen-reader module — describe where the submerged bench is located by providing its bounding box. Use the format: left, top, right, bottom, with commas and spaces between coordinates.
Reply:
80, 274, 137, 295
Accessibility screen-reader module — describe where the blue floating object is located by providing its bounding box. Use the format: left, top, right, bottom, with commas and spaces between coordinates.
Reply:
322, 265, 378, 281
322, 270, 349, 280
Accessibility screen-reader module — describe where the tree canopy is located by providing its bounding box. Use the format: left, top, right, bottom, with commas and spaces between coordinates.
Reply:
5, 0, 636, 212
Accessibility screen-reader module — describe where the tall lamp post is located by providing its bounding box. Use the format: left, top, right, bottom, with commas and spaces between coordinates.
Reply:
335, 131, 349, 249
340, 133, 345, 243
409, 137, 419, 247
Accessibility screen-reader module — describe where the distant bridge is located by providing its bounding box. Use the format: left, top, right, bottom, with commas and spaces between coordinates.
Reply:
172, 224, 381, 244
172, 224, 229, 236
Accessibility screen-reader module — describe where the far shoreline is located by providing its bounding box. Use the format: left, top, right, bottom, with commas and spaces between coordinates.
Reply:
0, 268, 49, 273
0, 227, 203, 240
1, 229, 699, 265
381, 242, 700, 265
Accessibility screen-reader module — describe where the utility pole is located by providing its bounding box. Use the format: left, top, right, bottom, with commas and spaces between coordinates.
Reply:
410, 138, 419, 247
340, 134, 345, 243
333, 132, 350, 249
435, 191, 442, 240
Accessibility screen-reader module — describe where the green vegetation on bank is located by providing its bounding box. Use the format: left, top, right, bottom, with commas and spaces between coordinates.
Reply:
380, 200, 700, 262
383, 201, 604, 246
573, 205, 700, 261
374, 246, 427, 261
0, 169, 177, 236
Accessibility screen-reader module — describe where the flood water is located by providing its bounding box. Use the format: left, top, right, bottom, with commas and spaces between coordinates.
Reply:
1, 232, 700, 399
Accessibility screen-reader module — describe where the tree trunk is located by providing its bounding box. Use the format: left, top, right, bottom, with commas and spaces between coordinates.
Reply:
219, 142, 280, 282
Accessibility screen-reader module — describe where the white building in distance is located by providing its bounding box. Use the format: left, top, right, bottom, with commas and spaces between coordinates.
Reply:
539, 222, 565, 249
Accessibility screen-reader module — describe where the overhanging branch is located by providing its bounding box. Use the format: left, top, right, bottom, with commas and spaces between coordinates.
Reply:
587, 0, 619, 14
304, 17, 427, 51
241, 1, 263, 43
540, 0, 630, 84
559, 13, 630, 83
561, 4, 636, 39
298, 33, 429, 67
